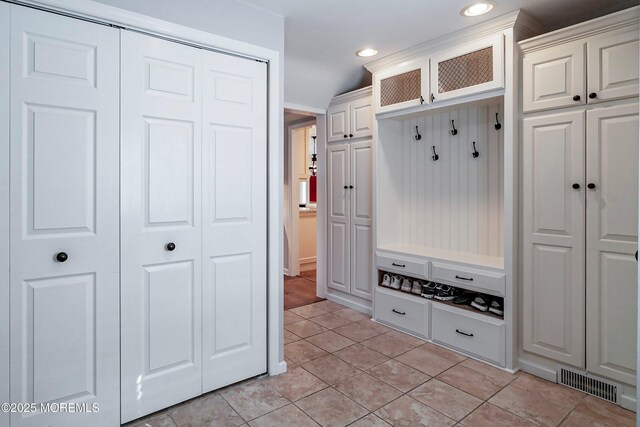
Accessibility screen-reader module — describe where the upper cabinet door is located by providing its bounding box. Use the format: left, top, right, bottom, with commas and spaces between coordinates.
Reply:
327, 101, 350, 142
374, 57, 429, 114
350, 96, 373, 139
523, 41, 585, 113
430, 33, 504, 103
587, 29, 639, 104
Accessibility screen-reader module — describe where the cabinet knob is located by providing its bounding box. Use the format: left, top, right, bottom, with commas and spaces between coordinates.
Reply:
430, 93, 435, 102
572, 95, 581, 101
349, 133, 353, 138
349, 185, 353, 189
587, 183, 596, 190
343, 134, 348, 139
166, 242, 176, 251
589, 92, 597, 99
343, 185, 348, 189
572, 183, 580, 189
55, 252, 68, 263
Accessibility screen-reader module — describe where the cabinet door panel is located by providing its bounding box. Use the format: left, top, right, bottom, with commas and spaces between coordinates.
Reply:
120, 31, 203, 422
586, 104, 638, 385
523, 41, 585, 112
327, 102, 349, 142
350, 141, 372, 300
522, 111, 585, 368
374, 58, 429, 114
9, 6, 120, 427
588, 30, 639, 103
350, 97, 372, 139
201, 50, 267, 392
327, 144, 350, 292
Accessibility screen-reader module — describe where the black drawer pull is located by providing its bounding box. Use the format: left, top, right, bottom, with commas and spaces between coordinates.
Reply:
455, 275, 473, 281
456, 329, 474, 337
392, 309, 406, 315
391, 263, 406, 268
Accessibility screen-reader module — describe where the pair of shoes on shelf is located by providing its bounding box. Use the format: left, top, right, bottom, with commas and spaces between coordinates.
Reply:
471, 295, 504, 316
380, 274, 403, 290
420, 282, 461, 301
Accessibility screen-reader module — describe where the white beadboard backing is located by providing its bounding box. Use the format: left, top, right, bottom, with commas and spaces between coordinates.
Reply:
380, 102, 504, 258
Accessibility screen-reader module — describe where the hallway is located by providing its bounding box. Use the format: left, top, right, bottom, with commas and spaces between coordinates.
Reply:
284, 270, 323, 310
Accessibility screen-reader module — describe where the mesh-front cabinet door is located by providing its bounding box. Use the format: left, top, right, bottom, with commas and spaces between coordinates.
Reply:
374, 58, 429, 114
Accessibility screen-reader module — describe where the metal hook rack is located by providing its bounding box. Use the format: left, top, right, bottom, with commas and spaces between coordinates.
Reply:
414, 126, 422, 141
472, 141, 479, 158
431, 146, 439, 161
494, 112, 502, 130
450, 119, 458, 136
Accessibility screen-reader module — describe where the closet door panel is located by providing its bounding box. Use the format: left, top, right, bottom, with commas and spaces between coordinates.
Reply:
522, 111, 585, 368
202, 50, 267, 392
120, 31, 203, 422
9, 5, 120, 427
0, 5, 9, 426
586, 104, 638, 385
350, 141, 373, 300
327, 144, 350, 293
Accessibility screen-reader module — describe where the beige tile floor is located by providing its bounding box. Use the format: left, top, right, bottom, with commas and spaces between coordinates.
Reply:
127, 300, 636, 427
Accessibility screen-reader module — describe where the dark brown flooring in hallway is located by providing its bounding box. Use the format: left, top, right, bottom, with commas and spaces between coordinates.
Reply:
284, 270, 324, 310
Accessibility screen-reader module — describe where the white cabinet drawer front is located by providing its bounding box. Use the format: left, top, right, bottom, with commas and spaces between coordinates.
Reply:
431, 304, 505, 366
375, 288, 428, 337
431, 262, 505, 296
376, 253, 429, 278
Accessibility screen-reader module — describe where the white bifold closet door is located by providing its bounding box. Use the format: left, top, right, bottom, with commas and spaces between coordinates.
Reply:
120, 30, 267, 422
8, 5, 120, 427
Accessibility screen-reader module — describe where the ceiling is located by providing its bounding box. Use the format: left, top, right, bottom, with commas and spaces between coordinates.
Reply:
238, 0, 638, 111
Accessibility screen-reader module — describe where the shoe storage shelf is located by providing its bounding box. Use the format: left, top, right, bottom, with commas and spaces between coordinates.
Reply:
365, 11, 541, 372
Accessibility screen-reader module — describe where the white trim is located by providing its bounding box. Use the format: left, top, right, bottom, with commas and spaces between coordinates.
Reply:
299, 256, 317, 265
0, 4, 10, 426
9, 0, 285, 379
325, 292, 373, 315
284, 102, 326, 115
517, 358, 558, 382
328, 86, 373, 106
315, 114, 328, 299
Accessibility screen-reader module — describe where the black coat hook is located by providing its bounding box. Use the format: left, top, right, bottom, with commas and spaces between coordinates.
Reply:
414, 126, 422, 140
431, 146, 439, 161
494, 112, 502, 130
450, 120, 458, 136
472, 141, 479, 158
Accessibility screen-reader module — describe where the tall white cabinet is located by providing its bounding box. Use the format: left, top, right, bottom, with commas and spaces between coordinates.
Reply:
520, 7, 639, 410
326, 87, 374, 308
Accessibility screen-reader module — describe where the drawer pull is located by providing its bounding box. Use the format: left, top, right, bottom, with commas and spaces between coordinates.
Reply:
391, 263, 406, 268
392, 309, 406, 316
455, 275, 473, 281
456, 329, 474, 337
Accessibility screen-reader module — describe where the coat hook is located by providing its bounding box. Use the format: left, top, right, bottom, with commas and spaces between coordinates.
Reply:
414, 126, 422, 140
494, 112, 502, 130
431, 146, 439, 161
472, 141, 479, 158
450, 119, 458, 136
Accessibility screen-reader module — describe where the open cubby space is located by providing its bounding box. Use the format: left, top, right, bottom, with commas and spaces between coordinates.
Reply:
377, 269, 504, 320
377, 99, 504, 269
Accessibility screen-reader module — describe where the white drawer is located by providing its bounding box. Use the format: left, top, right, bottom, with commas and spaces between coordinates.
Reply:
431, 262, 505, 296
431, 303, 505, 366
377, 252, 429, 279
374, 288, 428, 338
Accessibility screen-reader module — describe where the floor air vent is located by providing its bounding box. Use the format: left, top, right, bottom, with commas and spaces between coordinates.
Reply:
557, 367, 618, 404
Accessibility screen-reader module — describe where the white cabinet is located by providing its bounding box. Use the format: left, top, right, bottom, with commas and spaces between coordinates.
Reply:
430, 33, 504, 103
523, 27, 639, 112
327, 140, 373, 300
522, 111, 586, 368
585, 104, 638, 385
522, 104, 638, 383
374, 58, 429, 114
8, 6, 120, 427
327, 91, 372, 142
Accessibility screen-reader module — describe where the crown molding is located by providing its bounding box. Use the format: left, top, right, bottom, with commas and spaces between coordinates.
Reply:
328, 85, 372, 106
519, 6, 639, 53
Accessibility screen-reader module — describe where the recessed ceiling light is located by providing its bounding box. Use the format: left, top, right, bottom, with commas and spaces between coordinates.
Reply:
356, 48, 378, 57
461, 2, 495, 17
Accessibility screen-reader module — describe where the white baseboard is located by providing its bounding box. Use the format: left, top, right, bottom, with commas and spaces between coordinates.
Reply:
619, 391, 637, 412
269, 360, 288, 376
518, 357, 557, 382
326, 291, 372, 315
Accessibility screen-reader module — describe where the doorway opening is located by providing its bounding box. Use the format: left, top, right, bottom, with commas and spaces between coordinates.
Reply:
284, 109, 323, 309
